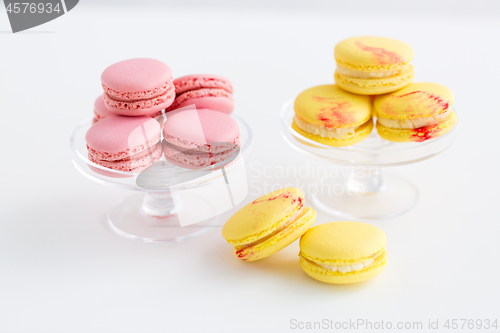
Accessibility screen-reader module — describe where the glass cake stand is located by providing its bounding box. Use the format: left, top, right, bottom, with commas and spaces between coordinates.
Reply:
70, 115, 252, 243
280, 98, 458, 220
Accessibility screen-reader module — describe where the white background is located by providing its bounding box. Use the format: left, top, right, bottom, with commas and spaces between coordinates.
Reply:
1, 1, 499, 332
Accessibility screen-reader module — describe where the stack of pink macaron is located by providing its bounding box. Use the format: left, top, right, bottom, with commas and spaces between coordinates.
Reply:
85, 58, 239, 174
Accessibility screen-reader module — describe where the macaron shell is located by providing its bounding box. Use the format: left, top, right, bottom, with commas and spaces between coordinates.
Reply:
171, 96, 234, 115
162, 140, 240, 169
88, 142, 162, 172
374, 82, 454, 120
94, 94, 114, 119
88, 165, 134, 178
167, 88, 234, 114
294, 85, 372, 128
292, 118, 373, 147
377, 111, 457, 142
300, 250, 387, 284
234, 207, 316, 261
85, 115, 161, 158
101, 58, 172, 96
334, 36, 414, 70
163, 108, 239, 146
299, 221, 387, 264
334, 65, 415, 95
173, 74, 233, 94
222, 187, 304, 246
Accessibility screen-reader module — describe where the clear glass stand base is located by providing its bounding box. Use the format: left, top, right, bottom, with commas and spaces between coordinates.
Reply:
107, 193, 216, 243
311, 171, 419, 220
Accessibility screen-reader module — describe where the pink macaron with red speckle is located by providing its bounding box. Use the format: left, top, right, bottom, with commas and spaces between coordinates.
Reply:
101, 58, 175, 116
86, 115, 162, 172
166, 74, 234, 114
162, 109, 239, 169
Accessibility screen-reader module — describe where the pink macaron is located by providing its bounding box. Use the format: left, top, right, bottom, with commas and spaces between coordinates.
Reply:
86, 115, 162, 172
101, 58, 175, 116
166, 74, 234, 114
162, 109, 240, 169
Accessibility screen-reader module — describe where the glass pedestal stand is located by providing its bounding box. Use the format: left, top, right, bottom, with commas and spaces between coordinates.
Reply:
280, 99, 457, 220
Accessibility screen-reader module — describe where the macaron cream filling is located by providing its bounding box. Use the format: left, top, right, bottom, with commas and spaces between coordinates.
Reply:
102, 79, 174, 101
300, 248, 387, 274
174, 76, 234, 95
104, 85, 175, 110
234, 207, 304, 251
377, 108, 453, 130
167, 88, 233, 110
336, 64, 410, 79
294, 115, 369, 140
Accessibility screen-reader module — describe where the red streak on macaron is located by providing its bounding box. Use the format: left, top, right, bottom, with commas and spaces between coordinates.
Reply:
411, 125, 441, 142
292, 197, 304, 206
318, 106, 355, 127
312, 95, 354, 126
235, 248, 248, 259
394, 90, 450, 115
251, 192, 295, 204
397, 91, 422, 98
312, 96, 340, 103
355, 41, 404, 65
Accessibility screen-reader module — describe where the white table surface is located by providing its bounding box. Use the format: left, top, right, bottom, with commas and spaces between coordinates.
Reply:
1, 2, 499, 332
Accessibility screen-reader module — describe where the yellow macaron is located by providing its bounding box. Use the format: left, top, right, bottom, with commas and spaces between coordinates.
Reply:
222, 188, 316, 261
293, 84, 373, 147
374, 82, 457, 142
299, 222, 387, 284
334, 36, 415, 95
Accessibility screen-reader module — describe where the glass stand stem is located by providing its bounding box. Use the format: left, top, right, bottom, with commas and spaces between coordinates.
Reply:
142, 192, 176, 218
346, 166, 385, 195
108, 192, 215, 242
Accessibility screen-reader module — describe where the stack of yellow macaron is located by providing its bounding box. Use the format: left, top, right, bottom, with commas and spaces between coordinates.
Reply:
222, 187, 388, 284
293, 36, 457, 145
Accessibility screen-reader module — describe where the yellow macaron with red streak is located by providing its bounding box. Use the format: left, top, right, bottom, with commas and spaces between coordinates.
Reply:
334, 36, 415, 95
299, 221, 388, 284
222, 188, 316, 261
293, 84, 373, 147
374, 82, 457, 142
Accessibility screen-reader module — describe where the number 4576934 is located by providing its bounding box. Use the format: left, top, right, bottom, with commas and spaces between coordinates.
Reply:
444, 319, 498, 330
5, 2, 62, 14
